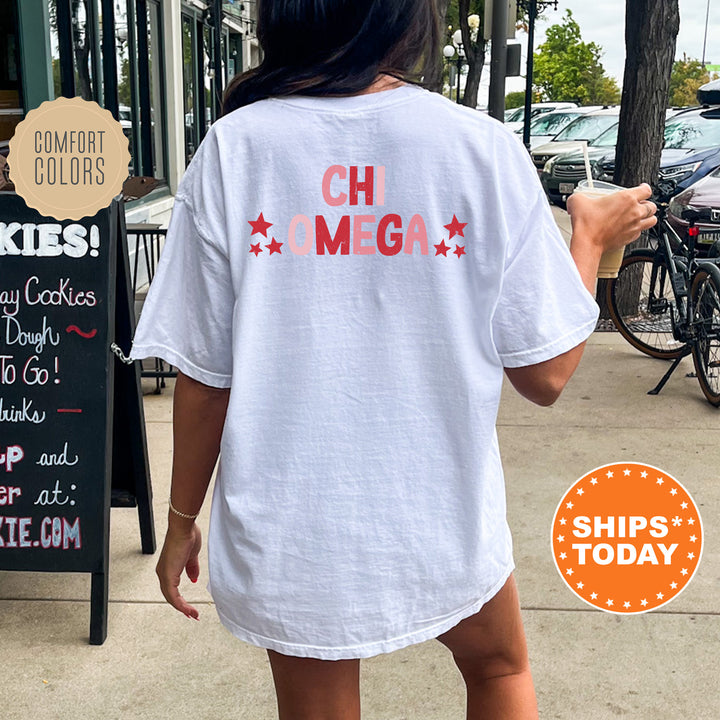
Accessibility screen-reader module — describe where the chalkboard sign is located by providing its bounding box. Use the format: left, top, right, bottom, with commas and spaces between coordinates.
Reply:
0, 193, 154, 644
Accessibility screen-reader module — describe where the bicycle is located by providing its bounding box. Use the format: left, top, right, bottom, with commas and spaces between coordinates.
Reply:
605, 180, 720, 406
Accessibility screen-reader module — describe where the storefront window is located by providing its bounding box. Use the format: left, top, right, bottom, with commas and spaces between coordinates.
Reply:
0, 0, 23, 145
146, 0, 166, 180
182, 14, 198, 165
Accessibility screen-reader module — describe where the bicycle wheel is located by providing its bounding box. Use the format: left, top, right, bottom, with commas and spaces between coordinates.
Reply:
690, 266, 720, 406
606, 250, 686, 359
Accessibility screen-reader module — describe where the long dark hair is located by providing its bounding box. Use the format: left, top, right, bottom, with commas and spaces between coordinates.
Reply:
222, 0, 441, 115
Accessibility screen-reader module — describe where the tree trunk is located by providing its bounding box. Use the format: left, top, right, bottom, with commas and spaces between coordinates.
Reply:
462, 48, 485, 108
458, 0, 485, 108
430, 0, 452, 93
601, 0, 679, 317
614, 0, 680, 188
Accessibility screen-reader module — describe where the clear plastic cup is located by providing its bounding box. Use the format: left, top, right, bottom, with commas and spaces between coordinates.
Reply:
573, 180, 625, 279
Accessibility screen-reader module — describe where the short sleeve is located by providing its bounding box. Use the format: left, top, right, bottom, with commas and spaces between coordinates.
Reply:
130, 196, 234, 387
492, 190, 599, 368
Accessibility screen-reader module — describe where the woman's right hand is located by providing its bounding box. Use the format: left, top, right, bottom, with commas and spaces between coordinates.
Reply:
156, 520, 202, 619
566, 183, 658, 255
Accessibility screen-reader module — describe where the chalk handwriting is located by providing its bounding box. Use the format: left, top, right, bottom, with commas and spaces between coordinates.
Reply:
34, 479, 73, 507
0, 515, 81, 549
35, 442, 79, 467
0, 396, 46, 424
0, 445, 24, 472
3, 314, 61, 354
0, 222, 100, 259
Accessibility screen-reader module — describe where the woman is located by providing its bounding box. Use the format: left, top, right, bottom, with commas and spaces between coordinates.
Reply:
131, 1, 656, 717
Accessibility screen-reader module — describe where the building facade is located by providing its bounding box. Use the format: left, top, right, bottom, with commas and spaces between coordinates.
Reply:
1, 0, 260, 224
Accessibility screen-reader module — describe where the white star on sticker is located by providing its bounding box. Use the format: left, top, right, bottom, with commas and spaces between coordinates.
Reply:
656, 478, 664, 485
670, 488, 678, 496
559, 552, 567, 560
690, 535, 697, 542
640, 471, 648, 478
681, 568, 688, 576
559, 517, 567, 525
591, 592, 598, 600
670, 582, 678, 589
590, 477, 598, 485
566, 501, 574, 509
577, 582, 584, 589
623, 601, 631, 608
656, 592, 664, 600
687, 518, 695, 525
577, 488, 584, 495
672, 515, 682, 526
623, 469, 631, 476
606, 471, 614, 478
566, 568, 574, 576
687, 552, 695, 560
606, 599, 614, 607
557, 535, 565, 542
641, 599, 648, 607
681, 502, 688, 509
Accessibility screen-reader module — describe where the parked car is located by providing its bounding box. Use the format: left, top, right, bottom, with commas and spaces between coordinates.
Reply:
540, 122, 619, 204
541, 105, 720, 204
597, 105, 720, 191
667, 165, 720, 255
517, 106, 604, 149
531, 107, 620, 172
698, 78, 720, 105
504, 102, 578, 132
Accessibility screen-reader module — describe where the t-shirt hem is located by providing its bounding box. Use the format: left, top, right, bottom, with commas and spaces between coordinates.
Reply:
499, 316, 598, 368
212, 561, 515, 660
130, 343, 232, 388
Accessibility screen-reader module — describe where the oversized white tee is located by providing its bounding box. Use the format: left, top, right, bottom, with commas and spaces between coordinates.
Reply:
131, 84, 599, 659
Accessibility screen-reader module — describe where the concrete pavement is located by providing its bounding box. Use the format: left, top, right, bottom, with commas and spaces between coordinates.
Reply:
2, 209, 719, 719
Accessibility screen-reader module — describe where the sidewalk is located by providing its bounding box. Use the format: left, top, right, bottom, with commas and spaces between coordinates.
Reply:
2, 212, 719, 718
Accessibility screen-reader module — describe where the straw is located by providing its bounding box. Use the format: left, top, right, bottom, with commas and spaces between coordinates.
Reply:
580, 140, 594, 189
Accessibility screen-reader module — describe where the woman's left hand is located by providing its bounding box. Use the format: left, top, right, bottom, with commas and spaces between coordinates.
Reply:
156, 521, 202, 619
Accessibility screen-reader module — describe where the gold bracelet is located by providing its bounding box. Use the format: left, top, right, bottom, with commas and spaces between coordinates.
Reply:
169, 497, 200, 520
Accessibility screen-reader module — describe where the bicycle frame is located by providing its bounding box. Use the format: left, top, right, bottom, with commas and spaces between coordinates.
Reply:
645, 204, 719, 395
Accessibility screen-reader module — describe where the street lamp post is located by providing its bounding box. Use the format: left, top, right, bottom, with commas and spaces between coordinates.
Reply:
701, 0, 711, 68
516, 0, 557, 150
443, 29, 466, 104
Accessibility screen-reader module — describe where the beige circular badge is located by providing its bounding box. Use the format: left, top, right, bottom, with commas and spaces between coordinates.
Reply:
8, 96, 130, 220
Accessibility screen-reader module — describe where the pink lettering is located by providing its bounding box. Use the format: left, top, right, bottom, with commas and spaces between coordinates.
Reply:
404, 215, 429, 255
353, 215, 376, 255
321, 166, 347, 206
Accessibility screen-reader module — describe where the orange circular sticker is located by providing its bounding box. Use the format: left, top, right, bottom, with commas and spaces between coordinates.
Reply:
7, 96, 130, 221
551, 462, 703, 614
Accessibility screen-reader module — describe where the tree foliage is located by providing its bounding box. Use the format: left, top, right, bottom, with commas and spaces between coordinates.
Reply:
533, 10, 620, 105
504, 90, 525, 109
669, 55, 717, 106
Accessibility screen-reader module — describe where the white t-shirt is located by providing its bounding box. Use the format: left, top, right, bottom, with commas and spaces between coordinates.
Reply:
131, 84, 599, 659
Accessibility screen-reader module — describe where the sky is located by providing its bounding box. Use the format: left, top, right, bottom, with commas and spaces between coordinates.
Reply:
499, 0, 719, 98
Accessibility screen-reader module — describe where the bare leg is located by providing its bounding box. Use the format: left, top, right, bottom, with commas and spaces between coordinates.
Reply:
267, 649, 361, 720
436, 574, 538, 720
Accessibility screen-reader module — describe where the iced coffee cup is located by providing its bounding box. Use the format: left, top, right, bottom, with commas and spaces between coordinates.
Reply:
573, 179, 625, 279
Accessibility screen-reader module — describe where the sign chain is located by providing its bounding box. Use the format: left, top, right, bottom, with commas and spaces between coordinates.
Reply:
110, 342, 134, 365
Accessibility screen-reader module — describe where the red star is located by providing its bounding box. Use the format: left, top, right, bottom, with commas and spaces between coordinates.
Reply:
266, 237, 283, 255
444, 215, 467, 239
248, 212, 273, 237
453, 244, 466, 258
249, 242, 262, 257
434, 240, 451, 256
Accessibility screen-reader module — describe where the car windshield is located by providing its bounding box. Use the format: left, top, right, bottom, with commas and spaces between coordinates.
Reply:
506, 107, 525, 123
524, 112, 582, 136
664, 115, 720, 149
554, 114, 619, 141
590, 124, 619, 147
